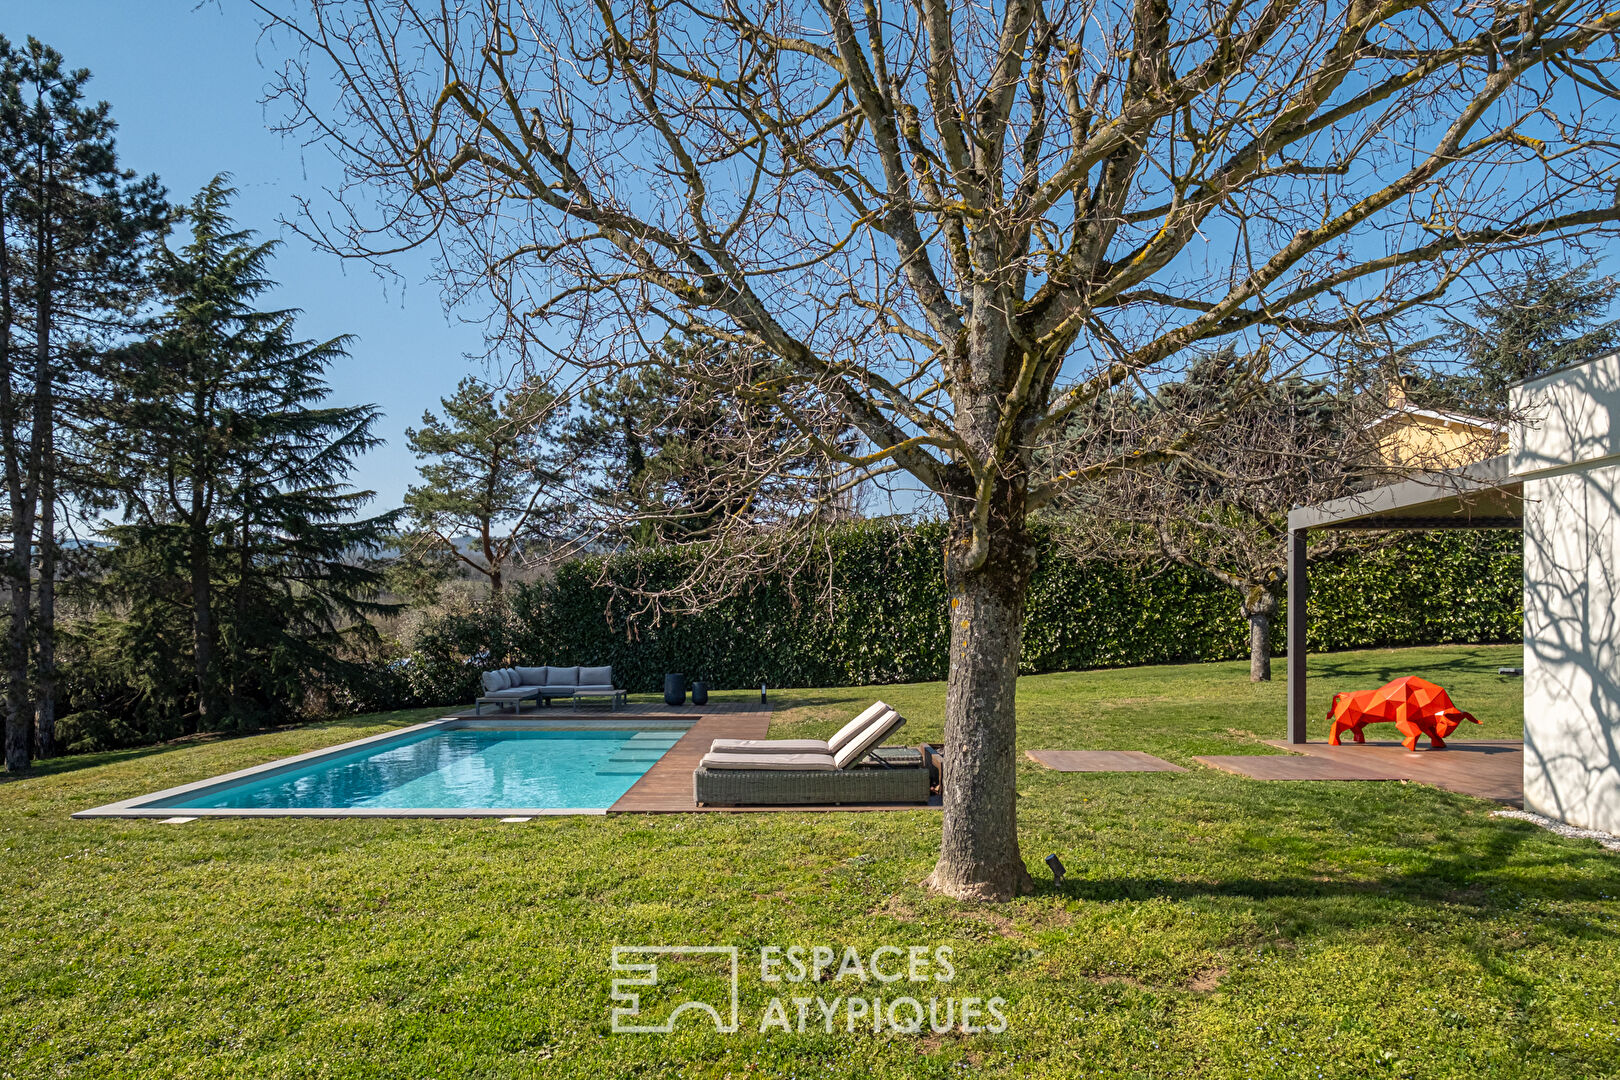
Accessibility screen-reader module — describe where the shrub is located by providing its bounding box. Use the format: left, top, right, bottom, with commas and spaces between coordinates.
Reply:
387, 523, 1522, 695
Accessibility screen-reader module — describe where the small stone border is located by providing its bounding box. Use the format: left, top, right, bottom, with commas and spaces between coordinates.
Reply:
1492, 809, 1620, 851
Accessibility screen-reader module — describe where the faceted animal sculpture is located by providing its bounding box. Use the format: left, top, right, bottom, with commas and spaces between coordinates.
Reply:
1326, 676, 1480, 751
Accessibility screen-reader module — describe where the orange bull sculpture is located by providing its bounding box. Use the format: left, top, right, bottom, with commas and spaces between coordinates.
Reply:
1327, 676, 1480, 751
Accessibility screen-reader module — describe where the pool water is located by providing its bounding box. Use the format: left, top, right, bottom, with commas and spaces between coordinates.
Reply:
161, 728, 686, 811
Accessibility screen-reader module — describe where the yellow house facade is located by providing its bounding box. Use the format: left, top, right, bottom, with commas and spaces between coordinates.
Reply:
1364, 386, 1506, 469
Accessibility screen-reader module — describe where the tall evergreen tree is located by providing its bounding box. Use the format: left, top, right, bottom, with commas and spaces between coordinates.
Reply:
402, 377, 564, 596
1441, 258, 1620, 406
0, 36, 163, 767
96, 178, 396, 732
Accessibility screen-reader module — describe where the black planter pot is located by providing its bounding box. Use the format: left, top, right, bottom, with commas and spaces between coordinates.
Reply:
663, 673, 686, 706
691, 681, 709, 706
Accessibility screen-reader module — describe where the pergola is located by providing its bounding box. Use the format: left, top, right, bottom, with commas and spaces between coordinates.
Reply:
1283, 454, 1524, 743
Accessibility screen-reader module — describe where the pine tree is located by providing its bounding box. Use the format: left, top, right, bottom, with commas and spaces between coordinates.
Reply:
402, 377, 564, 596
96, 178, 396, 732
0, 36, 163, 766
1441, 257, 1620, 406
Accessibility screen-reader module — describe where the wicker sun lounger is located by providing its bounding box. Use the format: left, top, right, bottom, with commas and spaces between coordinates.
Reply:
693, 704, 928, 805
694, 746, 929, 806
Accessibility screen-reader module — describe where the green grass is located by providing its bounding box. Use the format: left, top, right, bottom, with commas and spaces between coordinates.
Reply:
4, 644, 1617, 1079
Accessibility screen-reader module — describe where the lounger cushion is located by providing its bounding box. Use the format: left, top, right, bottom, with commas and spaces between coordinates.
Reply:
579, 665, 613, 687
516, 666, 547, 685
480, 671, 504, 694
828, 701, 893, 754
545, 666, 579, 687
833, 709, 905, 769
709, 738, 830, 754
699, 751, 837, 771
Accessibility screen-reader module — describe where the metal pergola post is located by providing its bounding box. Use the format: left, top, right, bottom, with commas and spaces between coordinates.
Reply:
1286, 527, 1309, 744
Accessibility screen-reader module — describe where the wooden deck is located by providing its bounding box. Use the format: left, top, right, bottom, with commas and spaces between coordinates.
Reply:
1261, 739, 1524, 806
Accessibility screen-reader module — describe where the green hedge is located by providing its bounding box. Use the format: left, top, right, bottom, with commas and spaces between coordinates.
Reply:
376, 523, 1521, 703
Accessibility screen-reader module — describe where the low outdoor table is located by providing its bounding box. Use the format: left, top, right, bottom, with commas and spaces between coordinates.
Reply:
573, 689, 628, 711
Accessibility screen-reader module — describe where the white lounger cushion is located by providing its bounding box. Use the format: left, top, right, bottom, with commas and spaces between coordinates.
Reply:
833, 709, 904, 769
708, 738, 832, 755
699, 751, 837, 771
708, 702, 902, 758
828, 700, 893, 754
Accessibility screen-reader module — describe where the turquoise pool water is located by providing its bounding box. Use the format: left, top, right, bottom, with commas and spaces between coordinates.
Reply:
160, 728, 686, 811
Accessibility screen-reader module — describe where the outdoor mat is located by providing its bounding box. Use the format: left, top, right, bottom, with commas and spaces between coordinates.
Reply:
1025, 750, 1188, 773
1193, 754, 1408, 781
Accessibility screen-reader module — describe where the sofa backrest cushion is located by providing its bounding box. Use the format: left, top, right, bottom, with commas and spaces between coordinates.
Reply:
515, 666, 547, 686
481, 670, 504, 694
578, 666, 614, 688
827, 701, 891, 755
546, 666, 579, 687
833, 709, 905, 770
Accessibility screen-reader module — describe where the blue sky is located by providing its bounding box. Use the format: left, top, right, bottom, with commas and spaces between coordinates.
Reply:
12, 0, 484, 513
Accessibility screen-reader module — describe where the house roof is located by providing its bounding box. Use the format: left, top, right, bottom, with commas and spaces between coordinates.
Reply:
1360, 405, 1505, 434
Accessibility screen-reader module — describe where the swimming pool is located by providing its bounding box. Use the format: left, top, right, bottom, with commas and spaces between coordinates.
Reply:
74, 718, 693, 818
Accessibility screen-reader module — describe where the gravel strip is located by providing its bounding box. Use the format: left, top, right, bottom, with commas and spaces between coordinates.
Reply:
1492, 809, 1620, 851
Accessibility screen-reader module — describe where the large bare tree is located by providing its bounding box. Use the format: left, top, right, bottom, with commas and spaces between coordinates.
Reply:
257, 0, 1620, 899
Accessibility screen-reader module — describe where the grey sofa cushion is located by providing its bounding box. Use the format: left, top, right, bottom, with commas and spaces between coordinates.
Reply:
579, 665, 614, 688
485, 686, 537, 699
545, 666, 579, 687
516, 666, 547, 685
501, 669, 520, 689
480, 671, 504, 694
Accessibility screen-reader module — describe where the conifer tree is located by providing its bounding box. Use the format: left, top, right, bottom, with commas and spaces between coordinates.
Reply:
1441, 258, 1620, 406
402, 377, 563, 596
97, 178, 396, 731
0, 36, 163, 766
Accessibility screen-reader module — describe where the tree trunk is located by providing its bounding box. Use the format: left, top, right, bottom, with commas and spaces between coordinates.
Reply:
0, 187, 31, 771
926, 511, 1036, 902
4, 540, 30, 771
33, 420, 55, 758
191, 531, 217, 732
1242, 586, 1279, 683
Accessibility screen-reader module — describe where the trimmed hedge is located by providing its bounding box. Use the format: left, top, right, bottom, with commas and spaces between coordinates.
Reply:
372, 522, 1521, 705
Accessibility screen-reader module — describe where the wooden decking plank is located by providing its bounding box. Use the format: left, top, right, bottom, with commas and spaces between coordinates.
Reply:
1261, 739, 1524, 805
1195, 754, 1408, 781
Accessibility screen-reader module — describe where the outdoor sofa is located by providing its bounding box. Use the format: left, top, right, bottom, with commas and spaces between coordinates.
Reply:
474, 665, 626, 713
693, 702, 931, 806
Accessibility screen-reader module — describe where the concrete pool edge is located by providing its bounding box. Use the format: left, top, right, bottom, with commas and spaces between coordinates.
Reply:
72, 715, 696, 819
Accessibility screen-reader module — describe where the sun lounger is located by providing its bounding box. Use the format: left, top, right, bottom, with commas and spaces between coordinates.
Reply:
707, 700, 896, 756
693, 705, 928, 805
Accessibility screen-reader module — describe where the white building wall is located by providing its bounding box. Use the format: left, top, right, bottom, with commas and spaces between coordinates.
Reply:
1513, 352, 1620, 833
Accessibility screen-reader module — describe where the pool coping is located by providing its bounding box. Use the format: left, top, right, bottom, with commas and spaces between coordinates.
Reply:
71, 715, 697, 819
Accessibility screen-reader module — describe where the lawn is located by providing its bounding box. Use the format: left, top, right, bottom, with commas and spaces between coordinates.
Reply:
5, 644, 1618, 1079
